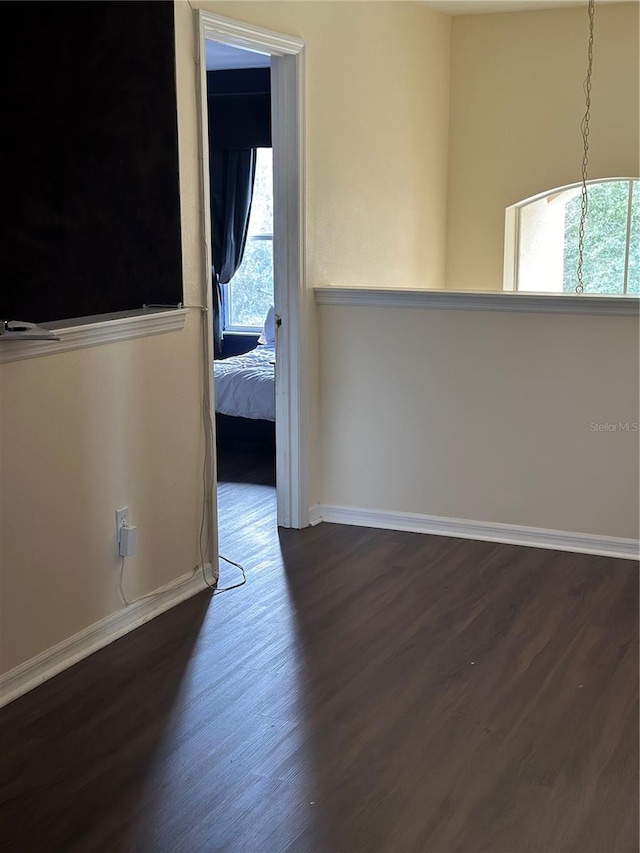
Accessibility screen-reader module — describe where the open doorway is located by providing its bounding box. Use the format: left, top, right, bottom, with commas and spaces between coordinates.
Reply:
208, 48, 277, 534
196, 12, 308, 570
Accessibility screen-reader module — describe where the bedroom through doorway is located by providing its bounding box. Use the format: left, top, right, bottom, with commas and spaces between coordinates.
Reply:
197, 11, 308, 582
206, 42, 278, 543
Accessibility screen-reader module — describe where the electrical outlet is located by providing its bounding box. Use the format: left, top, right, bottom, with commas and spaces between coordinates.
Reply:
116, 507, 129, 543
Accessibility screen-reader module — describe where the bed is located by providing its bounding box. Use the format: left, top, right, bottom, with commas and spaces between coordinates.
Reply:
213, 343, 275, 422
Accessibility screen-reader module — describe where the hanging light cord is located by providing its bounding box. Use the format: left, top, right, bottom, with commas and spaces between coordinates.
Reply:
576, 0, 595, 294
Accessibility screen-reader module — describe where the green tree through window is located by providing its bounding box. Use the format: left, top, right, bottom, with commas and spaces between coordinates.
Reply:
225, 149, 274, 329
510, 179, 639, 295
563, 181, 638, 294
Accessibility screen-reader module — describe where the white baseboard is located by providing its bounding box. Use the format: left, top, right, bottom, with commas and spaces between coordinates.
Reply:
308, 504, 323, 526
0, 567, 211, 709
309, 504, 639, 561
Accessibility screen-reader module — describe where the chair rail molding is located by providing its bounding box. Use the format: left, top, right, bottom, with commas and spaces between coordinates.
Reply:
0, 309, 188, 364
314, 287, 640, 316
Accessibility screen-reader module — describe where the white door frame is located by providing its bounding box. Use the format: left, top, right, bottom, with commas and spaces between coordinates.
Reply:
195, 12, 309, 536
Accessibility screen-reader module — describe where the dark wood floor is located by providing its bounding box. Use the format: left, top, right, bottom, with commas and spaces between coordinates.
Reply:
1, 451, 637, 852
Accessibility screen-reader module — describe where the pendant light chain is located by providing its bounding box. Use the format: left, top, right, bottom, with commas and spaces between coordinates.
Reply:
576, 0, 595, 294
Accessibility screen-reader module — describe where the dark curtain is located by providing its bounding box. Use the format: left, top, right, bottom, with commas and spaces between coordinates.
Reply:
210, 149, 257, 347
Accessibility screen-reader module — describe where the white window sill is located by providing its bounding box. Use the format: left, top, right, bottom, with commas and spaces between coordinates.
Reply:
314, 288, 640, 316
0, 308, 188, 365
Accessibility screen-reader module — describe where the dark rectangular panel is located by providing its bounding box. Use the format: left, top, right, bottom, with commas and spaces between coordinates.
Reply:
1, 1, 183, 323
207, 69, 272, 149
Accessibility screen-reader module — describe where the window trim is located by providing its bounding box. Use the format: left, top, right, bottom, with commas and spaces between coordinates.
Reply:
503, 176, 638, 293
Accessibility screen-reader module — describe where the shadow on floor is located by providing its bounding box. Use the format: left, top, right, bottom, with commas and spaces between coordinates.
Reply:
0, 593, 212, 853
1, 497, 637, 852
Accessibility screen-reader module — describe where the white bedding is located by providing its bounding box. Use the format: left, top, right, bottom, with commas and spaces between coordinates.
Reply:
213, 344, 275, 421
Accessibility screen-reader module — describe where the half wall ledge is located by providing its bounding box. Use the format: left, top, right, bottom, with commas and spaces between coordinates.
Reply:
314, 288, 640, 317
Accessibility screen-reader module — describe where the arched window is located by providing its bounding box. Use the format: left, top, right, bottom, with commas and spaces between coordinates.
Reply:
504, 178, 639, 295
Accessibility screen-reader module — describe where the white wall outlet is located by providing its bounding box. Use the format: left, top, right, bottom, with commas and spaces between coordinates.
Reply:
116, 507, 129, 543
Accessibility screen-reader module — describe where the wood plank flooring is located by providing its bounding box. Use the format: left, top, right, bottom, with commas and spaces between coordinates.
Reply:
0, 454, 637, 852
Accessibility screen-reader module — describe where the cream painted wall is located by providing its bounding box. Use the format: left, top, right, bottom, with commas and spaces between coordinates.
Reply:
319, 305, 639, 540
196, 1, 452, 290
0, 328, 204, 673
191, 0, 453, 531
446, 3, 640, 291
0, 3, 207, 675
0, 0, 453, 679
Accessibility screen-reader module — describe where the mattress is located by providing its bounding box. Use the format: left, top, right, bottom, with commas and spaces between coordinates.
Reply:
213, 344, 275, 421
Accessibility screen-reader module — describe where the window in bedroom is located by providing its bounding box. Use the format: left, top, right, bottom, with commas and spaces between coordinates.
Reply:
504, 178, 639, 295
223, 148, 274, 332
